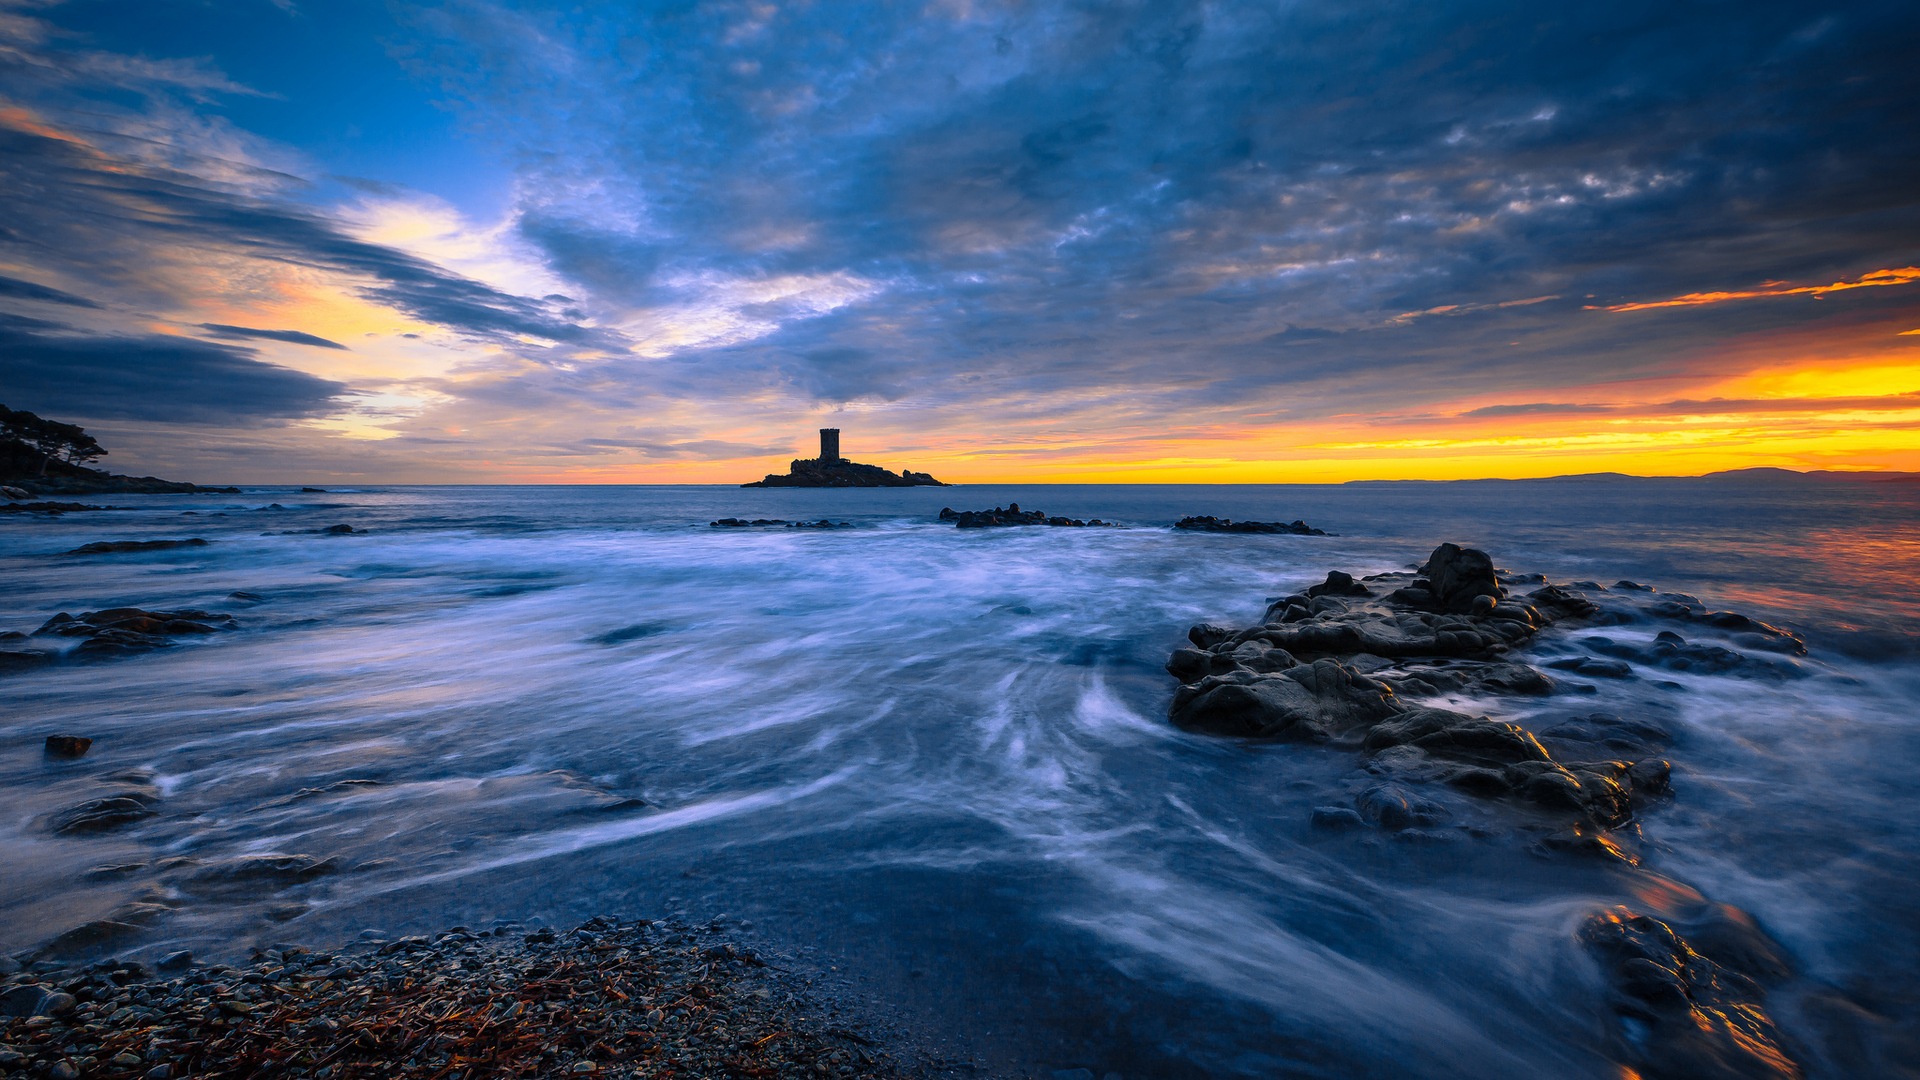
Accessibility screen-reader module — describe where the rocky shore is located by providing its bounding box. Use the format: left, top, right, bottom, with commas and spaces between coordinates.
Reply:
1164, 541, 1810, 1078
0, 918, 902, 1080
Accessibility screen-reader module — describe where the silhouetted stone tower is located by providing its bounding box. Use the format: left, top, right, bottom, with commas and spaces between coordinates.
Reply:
819, 428, 841, 463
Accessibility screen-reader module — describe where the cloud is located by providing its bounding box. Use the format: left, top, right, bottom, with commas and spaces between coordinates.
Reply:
1461, 402, 1613, 418
0, 110, 616, 353
0, 322, 346, 424
200, 323, 348, 349
1597, 267, 1920, 313
0, 273, 98, 308
3, 0, 1920, 479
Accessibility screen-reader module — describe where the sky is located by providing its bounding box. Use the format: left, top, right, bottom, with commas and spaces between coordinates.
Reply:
2, 0, 1919, 483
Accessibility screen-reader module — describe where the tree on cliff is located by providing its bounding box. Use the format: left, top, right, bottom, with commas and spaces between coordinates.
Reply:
0, 404, 107, 474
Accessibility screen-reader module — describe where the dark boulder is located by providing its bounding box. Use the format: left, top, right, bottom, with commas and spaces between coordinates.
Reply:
44, 735, 92, 758
1420, 543, 1505, 613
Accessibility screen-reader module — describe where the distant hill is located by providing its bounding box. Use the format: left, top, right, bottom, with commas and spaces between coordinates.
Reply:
1344, 468, 1918, 485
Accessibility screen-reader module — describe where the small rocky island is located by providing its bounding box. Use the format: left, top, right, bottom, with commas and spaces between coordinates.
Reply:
742, 428, 946, 487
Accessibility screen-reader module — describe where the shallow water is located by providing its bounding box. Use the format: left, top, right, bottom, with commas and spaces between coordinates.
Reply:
2, 480, 1917, 1077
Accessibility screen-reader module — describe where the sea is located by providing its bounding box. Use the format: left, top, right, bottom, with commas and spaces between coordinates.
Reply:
2, 479, 1917, 1078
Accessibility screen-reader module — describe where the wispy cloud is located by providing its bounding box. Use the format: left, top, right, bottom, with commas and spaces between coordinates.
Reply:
1597, 267, 1920, 313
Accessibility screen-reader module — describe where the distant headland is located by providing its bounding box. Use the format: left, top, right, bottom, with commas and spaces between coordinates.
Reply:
1, 404, 237, 496
742, 429, 948, 487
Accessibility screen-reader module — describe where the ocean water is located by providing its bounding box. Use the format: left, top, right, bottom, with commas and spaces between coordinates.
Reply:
2, 480, 1917, 1078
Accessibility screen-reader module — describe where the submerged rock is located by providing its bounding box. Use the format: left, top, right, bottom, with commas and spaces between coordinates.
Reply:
1173, 515, 1327, 535
51, 793, 158, 834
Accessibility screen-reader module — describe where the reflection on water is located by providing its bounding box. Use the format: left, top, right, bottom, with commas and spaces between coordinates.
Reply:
1, 481, 1917, 1078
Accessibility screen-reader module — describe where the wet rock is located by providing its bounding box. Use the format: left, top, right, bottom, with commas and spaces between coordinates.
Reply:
43, 735, 92, 758
184, 854, 339, 891
712, 517, 790, 526
1173, 515, 1326, 535
324, 523, 357, 534
62, 539, 209, 555
1420, 543, 1505, 613
940, 503, 1115, 528
1169, 660, 1400, 739
51, 793, 158, 834
0, 645, 56, 671
0, 984, 75, 1017
30, 607, 237, 656
1547, 655, 1634, 678
1310, 806, 1366, 829
1160, 542, 1771, 851
0, 484, 28, 499
37, 918, 150, 956
0, 500, 115, 514
1581, 906, 1798, 1079
1355, 784, 1450, 830
1306, 570, 1370, 598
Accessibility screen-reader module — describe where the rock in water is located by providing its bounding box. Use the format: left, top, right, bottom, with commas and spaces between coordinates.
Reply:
939, 503, 1114, 528
1581, 906, 1799, 1078
63, 539, 209, 555
44, 735, 92, 758
1158, 541, 1801, 859
1173, 515, 1327, 535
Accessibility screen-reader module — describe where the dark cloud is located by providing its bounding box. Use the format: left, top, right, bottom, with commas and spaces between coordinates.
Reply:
395, 0, 1920, 410
200, 323, 349, 349
0, 323, 346, 424
0, 275, 100, 308
0, 120, 615, 353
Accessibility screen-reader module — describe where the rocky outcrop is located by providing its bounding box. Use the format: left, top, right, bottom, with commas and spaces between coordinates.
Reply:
938, 504, 1115, 528
742, 458, 946, 487
0, 501, 117, 514
28, 607, 238, 657
1167, 543, 1814, 1075
1173, 515, 1327, 535
63, 539, 209, 555
1164, 543, 1805, 859
710, 518, 851, 528
1582, 905, 1799, 1079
